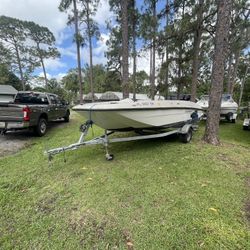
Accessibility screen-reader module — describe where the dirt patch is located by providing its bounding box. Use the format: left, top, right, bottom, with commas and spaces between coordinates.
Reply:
0, 120, 69, 158
68, 212, 107, 240
245, 177, 250, 224
36, 194, 59, 214
0, 130, 33, 157
68, 210, 124, 248
123, 229, 134, 250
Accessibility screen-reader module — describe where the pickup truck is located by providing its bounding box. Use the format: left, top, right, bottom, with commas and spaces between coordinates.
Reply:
0, 91, 70, 136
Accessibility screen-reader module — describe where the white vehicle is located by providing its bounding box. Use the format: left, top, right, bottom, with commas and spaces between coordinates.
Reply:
197, 94, 238, 123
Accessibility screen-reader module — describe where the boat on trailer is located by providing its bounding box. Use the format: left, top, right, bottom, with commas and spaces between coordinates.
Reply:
46, 99, 203, 161
197, 94, 238, 122
72, 99, 203, 131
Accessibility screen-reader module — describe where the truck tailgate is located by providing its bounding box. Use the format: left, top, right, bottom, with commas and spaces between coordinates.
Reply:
0, 103, 24, 122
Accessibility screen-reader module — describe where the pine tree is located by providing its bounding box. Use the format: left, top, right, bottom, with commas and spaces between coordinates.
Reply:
204, 0, 232, 145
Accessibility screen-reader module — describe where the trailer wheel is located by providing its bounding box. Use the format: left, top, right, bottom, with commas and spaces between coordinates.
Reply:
35, 118, 47, 136
180, 128, 193, 143
63, 111, 70, 122
243, 125, 248, 130
106, 154, 114, 161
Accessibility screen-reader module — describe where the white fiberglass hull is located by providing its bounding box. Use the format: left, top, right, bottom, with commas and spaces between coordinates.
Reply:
197, 101, 238, 116
73, 99, 202, 131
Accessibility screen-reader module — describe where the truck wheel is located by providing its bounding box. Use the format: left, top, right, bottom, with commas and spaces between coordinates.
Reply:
180, 128, 193, 143
35, 118, 47, 136
63, 111, 70, 122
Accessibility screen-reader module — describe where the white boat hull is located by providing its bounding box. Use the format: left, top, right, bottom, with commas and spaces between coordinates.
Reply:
73, 100, 202, 131
197, 102, 238, 116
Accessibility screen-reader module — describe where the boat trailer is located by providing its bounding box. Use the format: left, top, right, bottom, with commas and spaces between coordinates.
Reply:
45, 120, 196, 161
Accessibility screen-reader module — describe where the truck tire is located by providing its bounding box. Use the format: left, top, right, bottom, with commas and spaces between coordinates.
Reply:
35, 118, 47, 136
63, 111, 70, 122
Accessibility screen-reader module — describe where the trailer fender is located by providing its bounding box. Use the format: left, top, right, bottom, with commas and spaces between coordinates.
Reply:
179, 124, 193, 134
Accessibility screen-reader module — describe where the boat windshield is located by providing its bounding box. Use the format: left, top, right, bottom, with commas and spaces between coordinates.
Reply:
221, 94, 232, 102
200, 94, 233, 103
200, 95, 209, 101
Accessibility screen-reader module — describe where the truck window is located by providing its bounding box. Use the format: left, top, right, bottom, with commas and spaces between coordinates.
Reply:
15, 93, 49, 104
55, 96, 62, 105
49, 95, 57, 104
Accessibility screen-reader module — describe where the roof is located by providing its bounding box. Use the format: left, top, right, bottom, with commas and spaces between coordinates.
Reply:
0, 85, 18, 95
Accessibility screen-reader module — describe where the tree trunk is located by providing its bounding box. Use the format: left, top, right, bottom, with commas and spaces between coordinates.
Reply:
150, 45, 153, 94
121, 0, 129, 99
150, 0, 157, 100
73, 0, 83, 103
14, 42, 25, 91
191, 0, 204, 102
177, 3, 185, 100
238, 66, 249, 107
229, 49, 240, 94
226, 54, 233, 93
37, 43, 48, 89
177, 47, 182, 100
86, 1, 94, 102
164, 0, 169, 100
204, 0, 232, 145
132, 0, 137, 101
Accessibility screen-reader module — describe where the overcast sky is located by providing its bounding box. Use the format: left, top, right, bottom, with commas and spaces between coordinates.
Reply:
0, 0, 158, 82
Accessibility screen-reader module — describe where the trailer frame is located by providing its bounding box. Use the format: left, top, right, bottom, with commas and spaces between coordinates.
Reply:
45, 121, 196, 161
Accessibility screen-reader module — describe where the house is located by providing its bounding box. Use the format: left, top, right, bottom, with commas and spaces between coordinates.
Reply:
0, 85, 18, 103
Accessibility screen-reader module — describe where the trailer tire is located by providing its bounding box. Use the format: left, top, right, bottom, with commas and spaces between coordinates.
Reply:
226, 112, 233, 122
243, 125, 248, 130
63, 111, 70, 122
106, 154, 114, 161
35, 118, 47, 136
180, 128, 192, 143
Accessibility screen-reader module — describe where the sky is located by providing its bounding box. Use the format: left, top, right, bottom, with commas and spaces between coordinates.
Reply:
0, 0, 162, 83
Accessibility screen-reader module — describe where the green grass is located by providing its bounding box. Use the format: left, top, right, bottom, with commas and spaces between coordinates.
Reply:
0, 113, 250, 249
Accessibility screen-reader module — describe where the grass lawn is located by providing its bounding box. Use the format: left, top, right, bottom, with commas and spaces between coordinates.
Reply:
1, 113, 250, 249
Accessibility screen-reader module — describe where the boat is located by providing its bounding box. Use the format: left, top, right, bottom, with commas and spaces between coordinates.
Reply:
46, 99, 202, 161
197, 94, 238, 122
72, 99, 203, 131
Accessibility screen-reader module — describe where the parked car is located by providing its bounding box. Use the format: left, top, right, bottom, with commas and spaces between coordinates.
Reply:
0, 91, 70, 136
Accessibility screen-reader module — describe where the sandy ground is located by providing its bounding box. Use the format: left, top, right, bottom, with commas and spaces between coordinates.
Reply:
0, 130, 33, 157
0, 121, 68, 157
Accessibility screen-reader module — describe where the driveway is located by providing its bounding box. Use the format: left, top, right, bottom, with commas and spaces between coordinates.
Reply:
0, 120, 68, 157
0, 130, 33, 157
